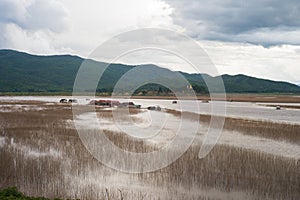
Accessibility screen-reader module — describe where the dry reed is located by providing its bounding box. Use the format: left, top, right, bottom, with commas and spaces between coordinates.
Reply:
0, 101, 299, 200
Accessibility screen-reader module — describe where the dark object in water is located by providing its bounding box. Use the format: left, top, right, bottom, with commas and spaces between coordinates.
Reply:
68, 99, 78, 103
147, 106, 155, 110
172, 100, 177, 104
59, 98, 68, 103
119, 102, 141, 109
202, 100, 209, 103
147, 106, 161, 111
89, 99, 120, 107
276, 106, 281, 110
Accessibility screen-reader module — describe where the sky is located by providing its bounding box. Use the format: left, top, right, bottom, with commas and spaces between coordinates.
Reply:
0, 0, 300, 84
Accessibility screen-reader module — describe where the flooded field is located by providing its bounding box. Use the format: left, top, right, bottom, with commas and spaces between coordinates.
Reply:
0, 97, 299, 200
1, 96, 300, 124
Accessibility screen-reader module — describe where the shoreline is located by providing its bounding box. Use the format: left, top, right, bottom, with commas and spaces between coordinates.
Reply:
1, 93, 300, 103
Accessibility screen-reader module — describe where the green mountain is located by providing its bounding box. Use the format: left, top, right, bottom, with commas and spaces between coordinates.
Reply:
0, 49, 299, 94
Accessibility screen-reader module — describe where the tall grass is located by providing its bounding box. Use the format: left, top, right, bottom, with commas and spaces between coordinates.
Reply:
0, 101, 299, 199
166, 109, 300, 144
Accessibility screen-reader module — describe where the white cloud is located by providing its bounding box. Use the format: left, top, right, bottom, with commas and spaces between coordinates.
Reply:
56, 0, 176, 56
1, 23, 73, 54
0, 0, 176, 55
163, 0, 300, 46
0, 0, 299, 84
200, 41, 300, 84
99, 37, 300, 83
0, 0, 69, 53
0, 0, 69, 32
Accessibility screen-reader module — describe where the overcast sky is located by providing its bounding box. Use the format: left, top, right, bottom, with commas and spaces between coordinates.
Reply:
0, 0, 300, 84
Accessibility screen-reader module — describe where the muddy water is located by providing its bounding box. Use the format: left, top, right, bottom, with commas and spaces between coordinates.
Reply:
74, 110, 300, 159
1, 96, 299, 124
1, 99, 299, 199
70, 109, 300, 199
131, 99, 300, 125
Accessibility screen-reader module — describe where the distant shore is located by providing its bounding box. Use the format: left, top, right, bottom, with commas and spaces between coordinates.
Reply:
126, 94, 300, 103
0, 93, 299, 103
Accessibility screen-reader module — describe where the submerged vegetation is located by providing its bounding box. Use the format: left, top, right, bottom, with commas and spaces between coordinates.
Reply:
166, 109, 300, 144
0, 100, 299, 199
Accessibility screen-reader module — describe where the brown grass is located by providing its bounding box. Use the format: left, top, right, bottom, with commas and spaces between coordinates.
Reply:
0, 101, 299, 199
96, 108, 142, 120
113, 94, 300, 103
142, 143, 300, 200
225, 94, 300, 103
0, 100, 47, 105
259, 104, 300, 110
104, 130, 157, 153
166, 109, 300, 144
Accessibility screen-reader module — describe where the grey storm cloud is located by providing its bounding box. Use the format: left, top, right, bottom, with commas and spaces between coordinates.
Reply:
0, 0, 68, 33
163, 0, 300, 45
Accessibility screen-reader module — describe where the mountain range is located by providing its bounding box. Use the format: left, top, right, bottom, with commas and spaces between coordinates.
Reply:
0, 49, 299, 94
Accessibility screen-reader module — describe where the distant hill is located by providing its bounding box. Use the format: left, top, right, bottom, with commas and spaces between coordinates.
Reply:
0, 49, 299, 94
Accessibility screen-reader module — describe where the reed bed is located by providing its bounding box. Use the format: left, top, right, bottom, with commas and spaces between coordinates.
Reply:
0, 101, 299, 199
141, 143, 299, 200
166, 109, 300, 144
259, 104, 300, 110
